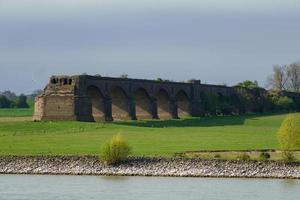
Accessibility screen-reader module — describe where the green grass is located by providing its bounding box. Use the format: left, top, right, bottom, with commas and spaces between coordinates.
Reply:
0, 100, 34, 117
0, 108, 33, 117
0, 113, 299, 156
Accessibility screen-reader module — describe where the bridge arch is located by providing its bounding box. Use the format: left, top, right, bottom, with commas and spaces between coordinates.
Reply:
110, 86, 130, 120
134, 88, 153, 119
156, 89, 172, 119
176, 90, 190, 118
86, 86, 105, 122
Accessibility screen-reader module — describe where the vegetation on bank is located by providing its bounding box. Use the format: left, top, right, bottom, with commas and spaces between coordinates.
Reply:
0, 113, 299, 157
100, 134, 131, 165
277, 114, 300, 161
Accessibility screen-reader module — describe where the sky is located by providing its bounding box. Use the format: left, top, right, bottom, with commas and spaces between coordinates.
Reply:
0, 0, 300, 94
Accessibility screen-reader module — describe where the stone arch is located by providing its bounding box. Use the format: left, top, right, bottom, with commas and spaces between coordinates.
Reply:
134, 88, 152, 119
157, 89, 172, 119
111, 87, 130, 120
86, 86, 105, 122
176, 90, 190, 118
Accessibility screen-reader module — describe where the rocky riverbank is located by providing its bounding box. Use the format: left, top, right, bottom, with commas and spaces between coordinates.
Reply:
0, 156, 299, 179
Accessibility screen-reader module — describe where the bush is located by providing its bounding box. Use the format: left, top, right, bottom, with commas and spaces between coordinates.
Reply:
236, 153, 251, 161
275, 96, 295, 111
259, 152, 271, 161
100, 134, 131, 165
214, 154, 221, 159
277, 114, 300, 162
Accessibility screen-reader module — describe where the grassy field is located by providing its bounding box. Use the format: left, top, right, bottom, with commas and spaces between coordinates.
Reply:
0, 99, 34, 117
0, 108, 34, 117
0, 110, 299, 157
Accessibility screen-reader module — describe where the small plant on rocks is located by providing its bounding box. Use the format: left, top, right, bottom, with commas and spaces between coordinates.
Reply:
236, 153, 251, 161
214, 154, 221, 159
259, 152, 271, 161
100, 133, 131, 165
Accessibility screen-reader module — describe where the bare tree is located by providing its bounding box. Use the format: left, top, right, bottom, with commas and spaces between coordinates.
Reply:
286, 62, 300, 92
267, 65, 289, 91
267, 62, 300, 92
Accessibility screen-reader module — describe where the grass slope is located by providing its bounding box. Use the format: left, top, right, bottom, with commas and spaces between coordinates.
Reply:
1, 113, 298, 156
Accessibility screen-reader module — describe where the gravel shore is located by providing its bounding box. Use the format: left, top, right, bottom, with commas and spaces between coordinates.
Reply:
0, 156, 299, 179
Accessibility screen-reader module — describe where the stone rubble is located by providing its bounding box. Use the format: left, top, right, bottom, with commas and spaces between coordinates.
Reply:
0, 156, 299, 179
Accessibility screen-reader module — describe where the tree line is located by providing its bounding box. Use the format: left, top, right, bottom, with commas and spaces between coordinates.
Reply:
0, 90, 42, 108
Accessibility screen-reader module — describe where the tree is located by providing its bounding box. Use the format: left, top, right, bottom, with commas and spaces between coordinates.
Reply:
0, 96, 14, 108
267, 65, 288, 91
15, 94, 29, 108
120, 74, 128, 78
286, 62, 300, 92
236, 80, 260, 90
267, 62, 300, 92
0, 90, 17, 101
277, 114, 300, 161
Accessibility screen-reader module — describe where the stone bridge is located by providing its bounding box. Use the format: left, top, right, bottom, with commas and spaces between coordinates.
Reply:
34, 75, 237, 122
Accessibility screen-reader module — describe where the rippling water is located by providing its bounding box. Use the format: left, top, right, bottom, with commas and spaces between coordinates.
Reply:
0, 175, 299, 200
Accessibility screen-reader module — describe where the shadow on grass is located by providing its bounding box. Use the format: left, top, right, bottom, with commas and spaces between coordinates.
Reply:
113, 112, 290, 128
113, 115, 261, 128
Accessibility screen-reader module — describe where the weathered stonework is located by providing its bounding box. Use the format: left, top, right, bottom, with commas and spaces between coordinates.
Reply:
34, 75, 300, 122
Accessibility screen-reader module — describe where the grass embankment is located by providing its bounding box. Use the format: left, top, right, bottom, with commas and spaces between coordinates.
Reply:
0, 111, 299, 157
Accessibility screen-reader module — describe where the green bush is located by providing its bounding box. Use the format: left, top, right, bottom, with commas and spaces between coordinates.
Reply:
236, 153, 251, 161
277, 114, 300, 162
100, 134, 131, 165
275, 96, 295, 111
259, 152, 271, 161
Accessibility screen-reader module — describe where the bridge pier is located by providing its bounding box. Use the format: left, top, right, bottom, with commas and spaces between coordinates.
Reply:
190, 99, 202, 117
103, 98, 113, 121
128, 98, 137, 120
170, 100, 179, 119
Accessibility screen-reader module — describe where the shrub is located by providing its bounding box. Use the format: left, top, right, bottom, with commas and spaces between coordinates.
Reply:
259, 152, 271, 161
214, 154, 221, 159
277, 114, 300, 162
100, 134, 131, 165
281, 151, 295, 162
275, 96, 295, 111
236, 153, 251, 161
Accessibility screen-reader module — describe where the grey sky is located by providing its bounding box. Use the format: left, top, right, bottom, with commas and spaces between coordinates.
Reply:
0, 0, 300, 94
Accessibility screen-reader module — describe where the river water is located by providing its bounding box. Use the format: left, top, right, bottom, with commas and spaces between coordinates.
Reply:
0, 175, 299, 200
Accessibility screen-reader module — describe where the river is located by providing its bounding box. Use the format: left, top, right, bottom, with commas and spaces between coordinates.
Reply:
0, 175, 299, 200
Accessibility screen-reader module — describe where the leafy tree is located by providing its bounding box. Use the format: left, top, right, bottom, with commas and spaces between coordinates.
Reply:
0, 96, 14, 108
15, 94, 29, 108
277, 114, 300, 161
236, 80, 260, 90
275, 96, 295, 111
0, 90, 17, 101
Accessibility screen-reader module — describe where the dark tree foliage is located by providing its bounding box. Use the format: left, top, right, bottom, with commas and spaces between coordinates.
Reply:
0, 95, 15, 108
15, 94, 29, 108
199, 87, 297, 116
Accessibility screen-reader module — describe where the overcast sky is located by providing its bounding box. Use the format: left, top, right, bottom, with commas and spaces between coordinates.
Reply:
1, 0, 300, 94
